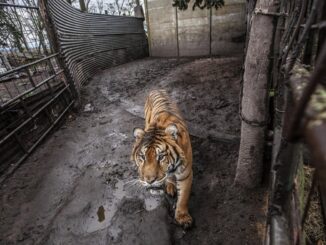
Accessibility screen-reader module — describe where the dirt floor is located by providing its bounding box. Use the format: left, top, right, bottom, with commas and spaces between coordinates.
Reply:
0, 57, 268, 245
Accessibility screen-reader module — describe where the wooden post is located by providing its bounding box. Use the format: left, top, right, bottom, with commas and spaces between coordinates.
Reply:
144, 0, 151, 56
176, 7, 179, 58
235, 0, 279, 187
209, 7, 212, 56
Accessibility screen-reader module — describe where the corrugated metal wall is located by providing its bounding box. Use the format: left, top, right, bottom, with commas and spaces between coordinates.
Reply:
45, 0, 148, 88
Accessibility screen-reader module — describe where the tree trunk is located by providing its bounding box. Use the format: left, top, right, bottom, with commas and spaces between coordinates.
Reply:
235, 0, 279, 188
245, 0, 257, 52
79, 0, 87, 12
0, 52, 12, 70
12, 8, 31, 52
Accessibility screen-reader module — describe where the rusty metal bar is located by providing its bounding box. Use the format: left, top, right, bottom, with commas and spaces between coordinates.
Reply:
0, 70, 64, 109
301, 21, 326, 29
0, 99, 74, 184
0, 85, 69, 146
0, 3, 39, 9
0, 53, 59, 80
286, 0, 321, 73
25, 68, 36, 87
0, 3, 75, 181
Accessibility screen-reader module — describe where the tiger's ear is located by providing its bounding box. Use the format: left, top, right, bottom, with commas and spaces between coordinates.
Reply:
165, 124, 178, 140
133, 127, 145, 139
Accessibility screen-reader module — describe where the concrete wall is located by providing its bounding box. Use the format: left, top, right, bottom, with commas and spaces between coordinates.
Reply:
145, 0, 246, 57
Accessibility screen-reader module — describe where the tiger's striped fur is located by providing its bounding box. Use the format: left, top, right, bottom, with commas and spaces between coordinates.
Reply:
131, 90, 193, 228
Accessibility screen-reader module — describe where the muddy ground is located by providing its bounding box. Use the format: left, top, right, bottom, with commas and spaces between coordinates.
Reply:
0, 57, 267, 245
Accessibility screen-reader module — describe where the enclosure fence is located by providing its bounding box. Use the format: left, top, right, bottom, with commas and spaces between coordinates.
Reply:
40, 0, 148, 89
0, 2, 75, 184
2, 0, 325, 242
265, 0, 326, 243
0, 0, 148, 183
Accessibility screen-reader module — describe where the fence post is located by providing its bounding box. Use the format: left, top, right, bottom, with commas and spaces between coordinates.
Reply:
209, 7, 212, 57
144, 0, 151, 57
175, 7, 179, 58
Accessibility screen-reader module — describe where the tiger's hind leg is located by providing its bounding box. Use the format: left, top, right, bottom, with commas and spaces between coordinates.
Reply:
165, 177, 176, 197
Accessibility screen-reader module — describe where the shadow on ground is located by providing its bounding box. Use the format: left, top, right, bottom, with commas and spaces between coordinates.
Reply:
0, 57, 267, 245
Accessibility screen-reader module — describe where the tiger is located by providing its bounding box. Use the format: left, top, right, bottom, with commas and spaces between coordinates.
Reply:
131, 89, 193, 228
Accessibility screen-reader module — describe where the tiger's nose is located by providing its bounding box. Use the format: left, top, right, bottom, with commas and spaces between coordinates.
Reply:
145, 176, 157, 184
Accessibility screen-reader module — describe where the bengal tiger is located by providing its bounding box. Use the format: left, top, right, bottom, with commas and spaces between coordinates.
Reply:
131, 89, 193, 228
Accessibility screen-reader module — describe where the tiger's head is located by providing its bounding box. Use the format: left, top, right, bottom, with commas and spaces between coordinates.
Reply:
131, 124, 185, 188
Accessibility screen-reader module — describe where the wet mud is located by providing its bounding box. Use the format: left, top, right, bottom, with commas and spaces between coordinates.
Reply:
0, 57, 267, 245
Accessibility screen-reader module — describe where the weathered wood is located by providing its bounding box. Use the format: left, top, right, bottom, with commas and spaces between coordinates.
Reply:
270, 215, 291, 245
271, 0, 287, 185
289, 62, 326, 231
286, 0, 321, 73
267, 0, 326, 242
244, 0, 256, 53
235, 0, 279, 187
316, 1, 326, 58
270, 84, 302, 243
281, 0, 307, 67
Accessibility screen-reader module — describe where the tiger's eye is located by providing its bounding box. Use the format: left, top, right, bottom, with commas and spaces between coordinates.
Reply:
158, 154, 165, 161
139, 154, 145, 160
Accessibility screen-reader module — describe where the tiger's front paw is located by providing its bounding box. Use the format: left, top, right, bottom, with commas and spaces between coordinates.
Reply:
166, 182, 176, 197
175, 210, 193, 229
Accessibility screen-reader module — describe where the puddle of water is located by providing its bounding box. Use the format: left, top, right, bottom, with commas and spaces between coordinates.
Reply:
86, 179, 129, 233
97, 205, 105, 222
86, 177, 163, 234
86, 203, 110, 233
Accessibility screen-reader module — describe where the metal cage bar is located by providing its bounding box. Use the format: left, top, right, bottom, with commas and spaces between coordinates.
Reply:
0, 2, 74, 182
